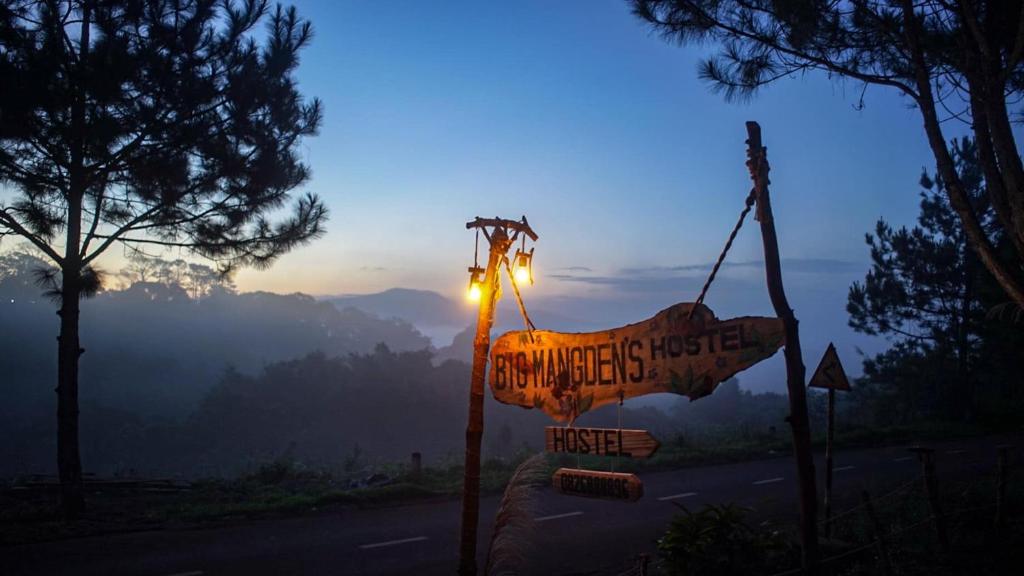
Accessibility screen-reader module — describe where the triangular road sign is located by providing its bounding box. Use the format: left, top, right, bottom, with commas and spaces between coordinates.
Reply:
808, 343, 851, 391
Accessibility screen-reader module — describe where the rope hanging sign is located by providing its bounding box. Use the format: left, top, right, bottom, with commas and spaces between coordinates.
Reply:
489, 169, 776, 423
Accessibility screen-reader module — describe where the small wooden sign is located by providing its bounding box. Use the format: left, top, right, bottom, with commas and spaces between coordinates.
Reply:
489, 302, 785, 422
545, 427, 660, 459
552, 468, 643, 501
808, 343, 851, 391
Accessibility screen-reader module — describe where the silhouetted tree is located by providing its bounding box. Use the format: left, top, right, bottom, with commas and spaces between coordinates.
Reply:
118, 253, 236, 298
631, 0, 1024, 309
848, 138, 1024, 419
0, 0, 327, 518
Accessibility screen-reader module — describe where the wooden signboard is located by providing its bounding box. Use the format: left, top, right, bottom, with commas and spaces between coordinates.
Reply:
808, 343, 850, 391
552, 468, 643, 501
545, 427, 660, 459
489, 302, 785, 422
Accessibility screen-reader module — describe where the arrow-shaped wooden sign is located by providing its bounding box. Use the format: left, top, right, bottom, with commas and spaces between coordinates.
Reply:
489, 302, 785, 422
552, 468, 643, 501
545, 427, 660, 459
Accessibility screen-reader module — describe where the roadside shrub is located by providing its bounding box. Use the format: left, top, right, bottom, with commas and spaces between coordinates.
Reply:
657, 503, 795, 575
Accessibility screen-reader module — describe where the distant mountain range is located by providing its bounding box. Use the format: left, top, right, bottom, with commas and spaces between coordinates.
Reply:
326, 287, 603, 348
329, 288, 474, 330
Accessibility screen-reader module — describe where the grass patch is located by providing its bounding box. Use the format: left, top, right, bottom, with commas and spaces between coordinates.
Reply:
1, 423, 1010, 546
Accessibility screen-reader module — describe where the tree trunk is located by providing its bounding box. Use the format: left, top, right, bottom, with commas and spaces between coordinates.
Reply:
900, 0, 1024, 308
957, 243, 974, 421
969, 88, 1024, 259
57, 266, 84, 520
56, 1, 91, 521
980, 82, 1024, 252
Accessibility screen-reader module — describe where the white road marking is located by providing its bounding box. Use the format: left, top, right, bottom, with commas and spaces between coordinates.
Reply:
752, 477, 784, 485
657, 492, 698, 501
535, 511, 583, 522
165, 572, 204, 576
893, 456, 914, 462
359, 536, 428, 550
946, 449, 966, 455
833, 465, 856, 472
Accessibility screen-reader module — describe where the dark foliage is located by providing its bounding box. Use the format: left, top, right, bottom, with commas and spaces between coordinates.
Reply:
0, 255, 433, 476
0, 0, 328, 515
657, 503, 796, 575
0, 0, 328, 269
847, 138, 1024, 422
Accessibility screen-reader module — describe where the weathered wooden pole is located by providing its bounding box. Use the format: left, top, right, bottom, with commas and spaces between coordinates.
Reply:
995, 445, 1011, 529
745, 121, 820, 570
458, 216, 537, 576
458, 227, 508, 576
411, 452, 422, 482
861, 490, 893, 576
910, 446, 950, 557
824, 387, 836, 538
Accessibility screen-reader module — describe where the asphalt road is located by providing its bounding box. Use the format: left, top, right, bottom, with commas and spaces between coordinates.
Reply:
4, 435, 1015, 576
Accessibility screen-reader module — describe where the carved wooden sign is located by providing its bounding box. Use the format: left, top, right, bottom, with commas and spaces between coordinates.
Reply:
552, 468, 643, 501
489, 302, 785, 422
545, 427, 660, 459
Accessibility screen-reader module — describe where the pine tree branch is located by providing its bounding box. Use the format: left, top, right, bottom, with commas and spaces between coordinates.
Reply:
79, 188, 104, 257
1005, 6, 1024, 80
0, 208, 63, 264
654, 0, 921, 97
80, 203, 164, 266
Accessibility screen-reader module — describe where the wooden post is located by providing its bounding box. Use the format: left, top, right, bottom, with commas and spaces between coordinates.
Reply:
638, 553, 650, 576
458, 227, 508, 576
411, 452, 422, 481
824, 387, 835, 538
458, 217, 537, 576
862, 490, 893, 576
910, 447, 950, 557
996, 445, 1012, 528
745, 121, 820, 570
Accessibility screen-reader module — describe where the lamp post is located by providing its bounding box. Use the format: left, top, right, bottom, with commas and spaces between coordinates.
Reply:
458, 216, 537, 576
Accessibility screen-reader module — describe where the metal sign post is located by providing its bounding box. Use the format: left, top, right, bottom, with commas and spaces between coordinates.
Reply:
808, 342, 851, 538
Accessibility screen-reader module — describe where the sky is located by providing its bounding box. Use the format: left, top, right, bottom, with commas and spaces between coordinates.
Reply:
228, 0, 940, 300
220, 0, 963, 390
2, 0, 968, 391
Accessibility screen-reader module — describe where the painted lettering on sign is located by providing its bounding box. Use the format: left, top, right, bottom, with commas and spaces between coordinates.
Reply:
552, 468, 643, 501
545, 427, 660, 459
488, 302, 785, 422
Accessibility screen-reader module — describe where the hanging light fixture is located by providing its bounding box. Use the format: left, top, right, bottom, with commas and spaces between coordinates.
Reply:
466, 228, 484, 302
467, 266, 484, 302
513, 231, 534, 287
512, 247, 533, 286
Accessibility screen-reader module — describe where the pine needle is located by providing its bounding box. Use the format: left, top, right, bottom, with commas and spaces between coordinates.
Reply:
484, 453, 548, 576
987, 301, 1024, 324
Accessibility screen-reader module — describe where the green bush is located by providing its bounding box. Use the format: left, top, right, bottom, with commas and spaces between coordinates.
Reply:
657, 503, 796, 576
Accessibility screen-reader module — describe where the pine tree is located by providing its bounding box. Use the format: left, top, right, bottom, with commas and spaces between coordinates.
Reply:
0, 0, 327, 518
848, 138, 1022, 420
631, 0, 1024, 309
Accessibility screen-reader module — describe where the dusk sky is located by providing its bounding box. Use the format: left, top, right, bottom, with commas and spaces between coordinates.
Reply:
9, 0, 972, 389
185, 0, 979, 390
225, 0, 944, 300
